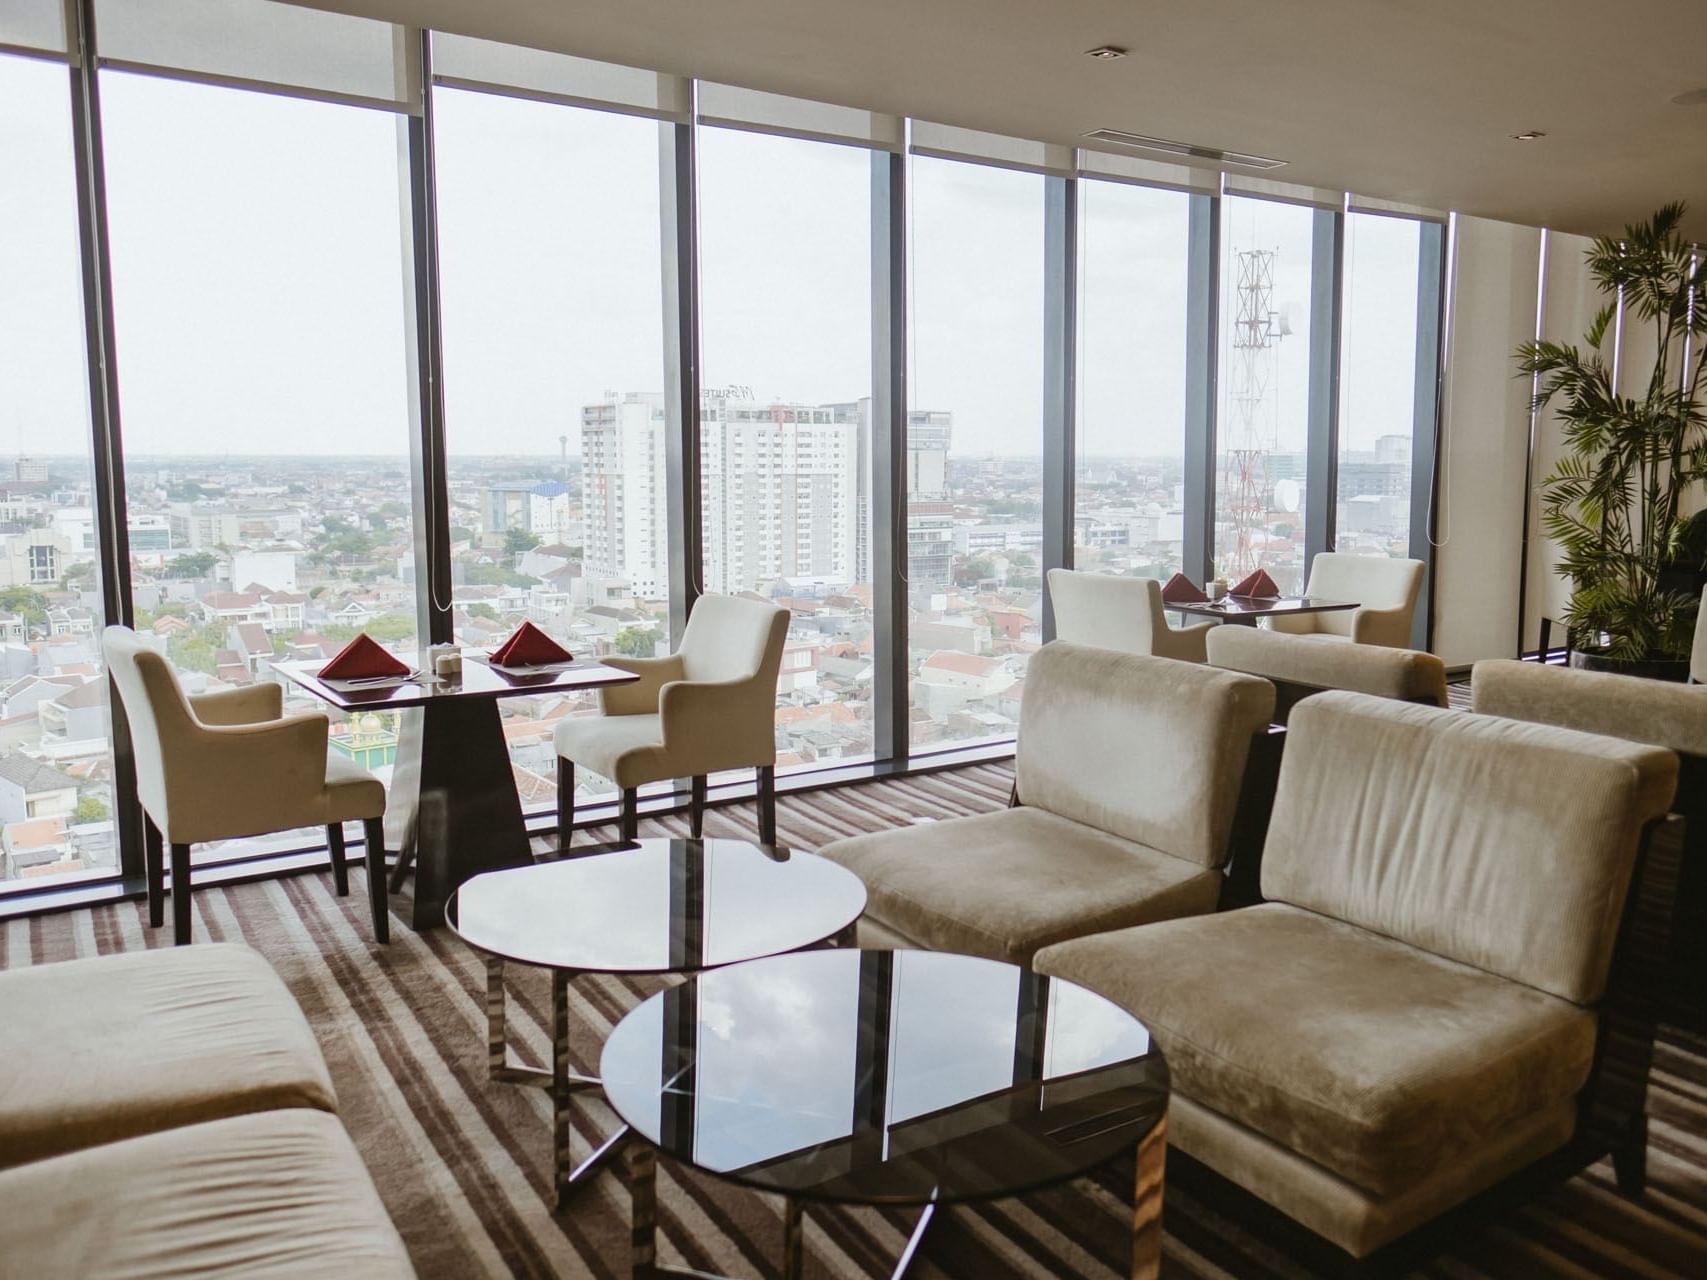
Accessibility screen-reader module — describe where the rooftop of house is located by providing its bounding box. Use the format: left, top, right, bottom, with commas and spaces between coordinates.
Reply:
0, 754, 78, 794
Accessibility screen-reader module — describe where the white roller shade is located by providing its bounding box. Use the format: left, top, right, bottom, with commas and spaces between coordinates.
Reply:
93, 0, 419, 112
1076, 146, 1218, 195
910, 121, 1072, 177
430, 31, 688, 122
1, 0, 71, 59
1347, 193, 1448, 223
1222, 173, 1343, 210
697, 81, 900, 151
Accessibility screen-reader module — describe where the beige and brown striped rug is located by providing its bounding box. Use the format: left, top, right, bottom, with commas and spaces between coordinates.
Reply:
5, 762, 1706, 1278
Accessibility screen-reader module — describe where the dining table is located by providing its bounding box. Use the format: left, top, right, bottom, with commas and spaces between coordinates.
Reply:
276, 653, 639, 931
1169, 595, 1359, 626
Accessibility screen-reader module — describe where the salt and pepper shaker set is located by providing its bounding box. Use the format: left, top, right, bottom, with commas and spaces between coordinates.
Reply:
427, 644, 463, 680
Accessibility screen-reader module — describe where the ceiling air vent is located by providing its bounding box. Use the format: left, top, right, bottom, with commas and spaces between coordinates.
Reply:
1083, 128, 1287, 170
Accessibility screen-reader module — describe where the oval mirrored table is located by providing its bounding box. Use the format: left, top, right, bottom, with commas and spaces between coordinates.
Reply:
601, 948, 1169, 1280
447, 838, 867, 1207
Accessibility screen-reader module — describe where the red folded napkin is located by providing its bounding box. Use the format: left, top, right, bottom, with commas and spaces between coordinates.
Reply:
318, 633, 410, 680
1230, 568, 1281, 599
1159, 572, 1208, 604
490, 621, 573, 668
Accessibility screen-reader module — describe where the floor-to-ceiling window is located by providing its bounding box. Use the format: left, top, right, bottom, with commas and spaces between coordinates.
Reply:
100, 63, 420, 864
433, 80, 669, 810
1338, 213, 1424, 558
908, 155, 1045, 750
0, 49, 116, 891
697, 124, 874, 768
1075, 180, 1192, 579
1216, 196, 1317, 593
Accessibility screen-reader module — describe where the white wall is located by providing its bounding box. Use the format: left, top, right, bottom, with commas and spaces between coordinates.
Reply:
1431, 216, 1542, 668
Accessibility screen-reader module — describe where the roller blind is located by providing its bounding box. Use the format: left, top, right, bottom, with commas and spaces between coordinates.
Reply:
910, 121, 1072, 177
1, 0, 71, 59
1222, 173, 1343, 210
430, 31, 688, 122
697, 81, 900, 151
1347, 193, 1448, 223
1076, 146, 1218, 195
93, 0, 419, 112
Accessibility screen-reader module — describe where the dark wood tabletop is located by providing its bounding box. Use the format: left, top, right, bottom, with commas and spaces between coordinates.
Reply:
275, 654, 639, 711
1170, 595, 1359, 622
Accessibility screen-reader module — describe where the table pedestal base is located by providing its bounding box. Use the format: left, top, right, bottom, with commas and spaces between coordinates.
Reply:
485, 957, 630, 1207
624, 1118, 1166, 1280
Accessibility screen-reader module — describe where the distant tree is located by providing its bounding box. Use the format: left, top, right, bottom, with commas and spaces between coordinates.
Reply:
166, 551, 218, 579
955, 556, 997, 587
73, 796, 110, 823
504, 528, 542, 556
61, 561, 97, 588
449, 525, 475, 544
463, 562, 533, 589
614, 626, 663, 658
365, 614, 417, 643
169, 635, 216, 675
1009, 552, 1036, 570
0, 587, 48, 623
465, 603, 497, 621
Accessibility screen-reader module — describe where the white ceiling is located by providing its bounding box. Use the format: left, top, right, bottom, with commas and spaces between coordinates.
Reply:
295, 0, 1707, 239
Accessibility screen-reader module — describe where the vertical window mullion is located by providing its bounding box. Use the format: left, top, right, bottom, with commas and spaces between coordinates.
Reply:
1305, 207, 1343, 561
660, 106, 702, 646
1040, 174, 1076, 640
1410, 219, 1448, 649
871, 147, 908, 764
1184, 193, 1218, 583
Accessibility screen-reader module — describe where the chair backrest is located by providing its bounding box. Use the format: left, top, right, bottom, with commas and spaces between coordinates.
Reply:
678, 593, 790, 685
1015, 642, 1275, 867
1045, 569, 1169, 655
1472, 658, 1707, 761
1694, 585, 1707, 684
1208, 625, 1447, 707
101, 625, 201, 824
1302, 553, 1425, 639
1262, 691, 1677, 1005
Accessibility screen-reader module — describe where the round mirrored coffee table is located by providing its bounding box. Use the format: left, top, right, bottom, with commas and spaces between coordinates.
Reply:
446, 837, 867, 1207
600, 948, 1169, 1280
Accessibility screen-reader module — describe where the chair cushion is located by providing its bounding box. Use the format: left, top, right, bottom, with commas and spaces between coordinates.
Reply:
0, 1109, 415, 1279
1035, 904, 1596, 1197
323, 751, 387, 823
819, 806, 1223, 966
553, 712, 666, 789
1262, 692, 1676, 1005
1208, 627, 1447, 705
0, 943, 336, 1170
1472, 657, 1707, 758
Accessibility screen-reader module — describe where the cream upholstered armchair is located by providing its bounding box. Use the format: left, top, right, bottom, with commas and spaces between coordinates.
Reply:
1267, 552, 1425, 647
819, 643, 1275, 965
1694, 584, 1707, 683
1037, 692, 1676, 1262
1046, 568, 1215, 661
554, 594, 790, 846
102, 627, 390, 946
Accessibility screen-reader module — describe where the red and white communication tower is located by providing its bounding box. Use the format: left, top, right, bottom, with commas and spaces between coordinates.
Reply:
1223, 247, 1286, 577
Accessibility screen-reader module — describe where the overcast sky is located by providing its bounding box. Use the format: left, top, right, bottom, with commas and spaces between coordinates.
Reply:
3, 52, 1422, 464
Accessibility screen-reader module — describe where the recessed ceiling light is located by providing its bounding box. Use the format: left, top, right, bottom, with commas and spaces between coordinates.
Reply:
1511, 130, 1547, 141
1671, 88, 1707, 106
1084, 46, 1128, 60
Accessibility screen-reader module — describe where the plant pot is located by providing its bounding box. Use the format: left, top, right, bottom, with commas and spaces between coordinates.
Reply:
1568, 649, 1692, 682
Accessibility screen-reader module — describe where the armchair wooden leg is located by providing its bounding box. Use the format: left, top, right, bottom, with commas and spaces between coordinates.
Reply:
327, 823, 349, 897
757, 765, 777, 847
620, 788, 639, 842
170, 843, 193, 946
690, 776, 707, 838
556, 757, 575, 848
144, 815, 165, 929
362, 817, 390, 945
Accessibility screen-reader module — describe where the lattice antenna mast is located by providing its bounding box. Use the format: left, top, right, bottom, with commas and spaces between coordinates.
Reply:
1222, 247, 1283, 576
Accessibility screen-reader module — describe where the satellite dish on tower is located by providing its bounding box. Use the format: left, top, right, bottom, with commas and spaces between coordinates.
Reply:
1273, 477, 1301, 513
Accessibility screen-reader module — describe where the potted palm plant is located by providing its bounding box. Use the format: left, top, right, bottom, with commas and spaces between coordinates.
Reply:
1518, 203, 1707, 678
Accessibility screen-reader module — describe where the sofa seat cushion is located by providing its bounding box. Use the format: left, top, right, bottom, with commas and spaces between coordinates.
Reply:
0, 943, 336, 1170
819, 807, 1223, 966
1034, 903, 1595, 1196
0, 1109, 415, 1279
553, 712, 666, 788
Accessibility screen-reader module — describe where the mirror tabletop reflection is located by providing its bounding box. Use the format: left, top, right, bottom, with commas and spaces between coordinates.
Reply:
599, 948, 1167, 1206
1171, 595, 1359, 619
446, 838, 867, 974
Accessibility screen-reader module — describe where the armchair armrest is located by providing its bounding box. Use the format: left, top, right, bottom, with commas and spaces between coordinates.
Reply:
599, 654, 686, 716
658, 677, 775, 768
1350, 605, 1412, 648
189, 682, 284, 726
165, 712, 332, 844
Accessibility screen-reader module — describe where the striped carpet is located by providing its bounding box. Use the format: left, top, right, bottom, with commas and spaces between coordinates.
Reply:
5, 762, 1706, 1278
